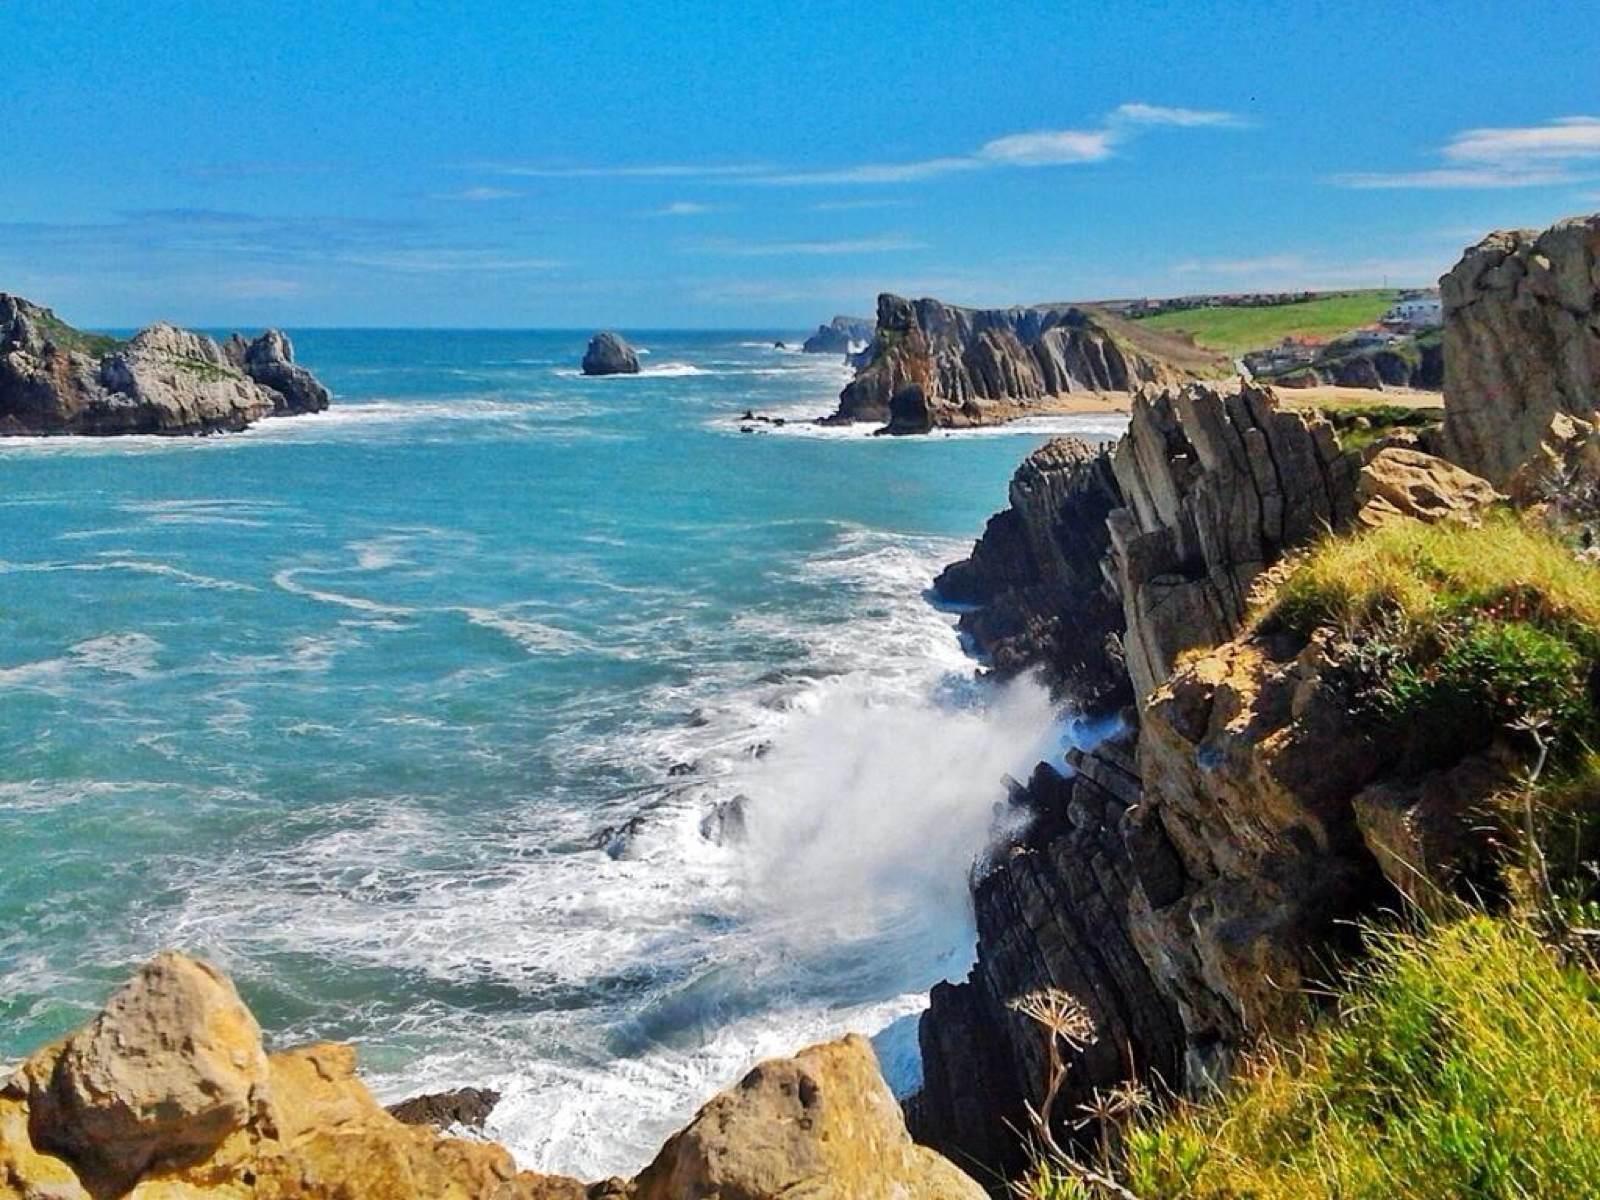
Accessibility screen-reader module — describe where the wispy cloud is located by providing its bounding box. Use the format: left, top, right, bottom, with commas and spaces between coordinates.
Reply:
216, 276, 304, 299
1112, 102, 1245, 128
687, 235, 926, 257
473, 161, 767, 179
1334, 116, 1600, 189
433, 186, 522, 201
1171, 251, 1443, 288
1173, 253, 1308, 275
651, 201, 721, 217
809, 198, 909, 212
337, 250, 561, 273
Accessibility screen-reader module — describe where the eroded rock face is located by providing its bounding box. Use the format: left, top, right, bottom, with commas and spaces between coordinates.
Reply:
633, 1034, 985, 1200
830, 293, 1203, 432
935, 436, 1130, 709
1441, 214, 1600, 488
581, 331, 641, 376
0, 293, 331, 436
1353, 446, 1502, 529
1109, 383, 1359, 702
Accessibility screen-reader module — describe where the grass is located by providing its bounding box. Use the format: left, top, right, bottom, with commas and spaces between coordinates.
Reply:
1264, 514, 1600, 769
33, 307, 121, 357
1320, 403, 1440, 452
1084, 307, 1234, 379
1133, 290, 1400, 354
1118, 916, 1600, 1200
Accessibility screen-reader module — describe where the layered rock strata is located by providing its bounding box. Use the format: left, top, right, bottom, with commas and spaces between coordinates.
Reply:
0, 294, 330, 436
829, 293, 1210, 433
0, 952, 984, 1200
1441, 213, 1600, 488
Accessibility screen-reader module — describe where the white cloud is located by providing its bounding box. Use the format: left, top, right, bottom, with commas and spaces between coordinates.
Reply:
337, 250, 561, 273
1170, 251, 1443, 289
476, 162, 766, 179
688, 236, 926, 257
754, 157, 982, 185
652, 201, 719, 216
978, 129, 1115, 165
1113, 103, 1243, 128
1445, 116, 1600, 163
434, 186, 521, 201
810, 198, 909, 212
1173, 254, 1308, 275
1335, 116, 1600, 190
1334, 167, 1577, 190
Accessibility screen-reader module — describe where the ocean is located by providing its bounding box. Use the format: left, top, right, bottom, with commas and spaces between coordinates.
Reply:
0, 330, 1127, 1177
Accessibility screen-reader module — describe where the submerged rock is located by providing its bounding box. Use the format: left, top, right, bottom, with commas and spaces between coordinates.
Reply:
581, 331, 641, 376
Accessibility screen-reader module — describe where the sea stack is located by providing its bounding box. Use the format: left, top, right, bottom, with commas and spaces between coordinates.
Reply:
581, 331, 641, 376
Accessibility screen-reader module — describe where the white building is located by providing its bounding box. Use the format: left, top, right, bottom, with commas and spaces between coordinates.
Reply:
1384, 296, 1443, 330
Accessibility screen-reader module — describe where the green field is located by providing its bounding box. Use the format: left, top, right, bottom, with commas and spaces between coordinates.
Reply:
1134, 290, 1400, 354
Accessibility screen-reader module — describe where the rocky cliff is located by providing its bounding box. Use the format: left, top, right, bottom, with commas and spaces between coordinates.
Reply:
1266, 332, 1444, 392
801, 315, 874, 355
1441, 213, 1600, 489
908, 376, 1505, 1175
0, 295, 330, 436
828, 293, 1224, 434
0, 952, 984, 1200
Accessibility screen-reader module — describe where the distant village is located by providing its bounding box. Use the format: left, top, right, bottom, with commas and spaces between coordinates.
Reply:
1238, 291, 1442, 378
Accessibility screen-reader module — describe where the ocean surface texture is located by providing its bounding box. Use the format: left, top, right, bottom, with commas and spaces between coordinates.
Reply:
0, 331, 1126, 1176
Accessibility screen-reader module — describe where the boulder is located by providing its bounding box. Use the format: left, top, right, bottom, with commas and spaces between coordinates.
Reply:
632, 1035, 986, 1200
386, 1086, 501, 1131
581, 332, 641, 376
17, 951, 271, 1193
1440, 213, 1600, 488
1353, 447, 1502, 529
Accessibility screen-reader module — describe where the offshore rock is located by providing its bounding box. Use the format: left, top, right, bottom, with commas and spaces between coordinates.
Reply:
830, 292, 1215, 431
801, 315, 874, 354
1441, 213, 1600, 488
935, 436, 1129, 709
0, 293, 331, 435
633, 1035, 986, 1200
581, 331, 641, 376
387, 1086, 501, 1131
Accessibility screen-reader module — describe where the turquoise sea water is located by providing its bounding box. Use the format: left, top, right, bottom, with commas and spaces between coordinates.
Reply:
0, 331, 1125, 1175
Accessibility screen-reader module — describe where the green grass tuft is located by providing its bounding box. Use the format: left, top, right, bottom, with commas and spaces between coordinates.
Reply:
1118, 916, 1600, 1200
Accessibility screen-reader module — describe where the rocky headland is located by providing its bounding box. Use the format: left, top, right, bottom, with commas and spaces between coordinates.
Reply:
581, 331, 642, 376
826, 292, 1229, 435
908, 211, 1600, 1183
800, 315, 875, 355
0, 294, 330, 437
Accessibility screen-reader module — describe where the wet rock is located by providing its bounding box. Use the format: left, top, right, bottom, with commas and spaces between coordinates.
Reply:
581, 332, 641, 376
699, 795, 749, 845
387, 1086, 501, 1132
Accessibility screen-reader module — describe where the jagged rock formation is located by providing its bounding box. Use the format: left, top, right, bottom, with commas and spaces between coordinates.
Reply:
1441, 213, 1600, 488
910, 382, 1389, 1171
581, 331, 641, 376
0, 294, 330, 436
801, 315, 874, 354
829, 293, 1221, 434
1107, 382, 1360, 701
934, 437, 1129, 709
0, 952, 984, 1200
387, 1086, 501, 1131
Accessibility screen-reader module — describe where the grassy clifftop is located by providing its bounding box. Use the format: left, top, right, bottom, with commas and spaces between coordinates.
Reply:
1132, 290, 1400, 354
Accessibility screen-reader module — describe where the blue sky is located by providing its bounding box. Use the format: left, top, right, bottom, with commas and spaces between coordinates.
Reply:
4, 0, 1599, 328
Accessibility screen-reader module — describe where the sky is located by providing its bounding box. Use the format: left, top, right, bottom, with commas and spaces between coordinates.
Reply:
3, 0, 1599, 329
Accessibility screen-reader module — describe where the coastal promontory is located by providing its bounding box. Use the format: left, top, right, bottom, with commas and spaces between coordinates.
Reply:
0, 294, 330, 436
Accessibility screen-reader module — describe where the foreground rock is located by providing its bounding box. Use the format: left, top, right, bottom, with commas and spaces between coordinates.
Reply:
1441, 213, 1600, 490
0, 953, 983, 1200
633, 1035, 985, 1200
800, 315, 874, 355
581, 331, 641, 376
0, 293, 330, 436
828, 292, 1226, 433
